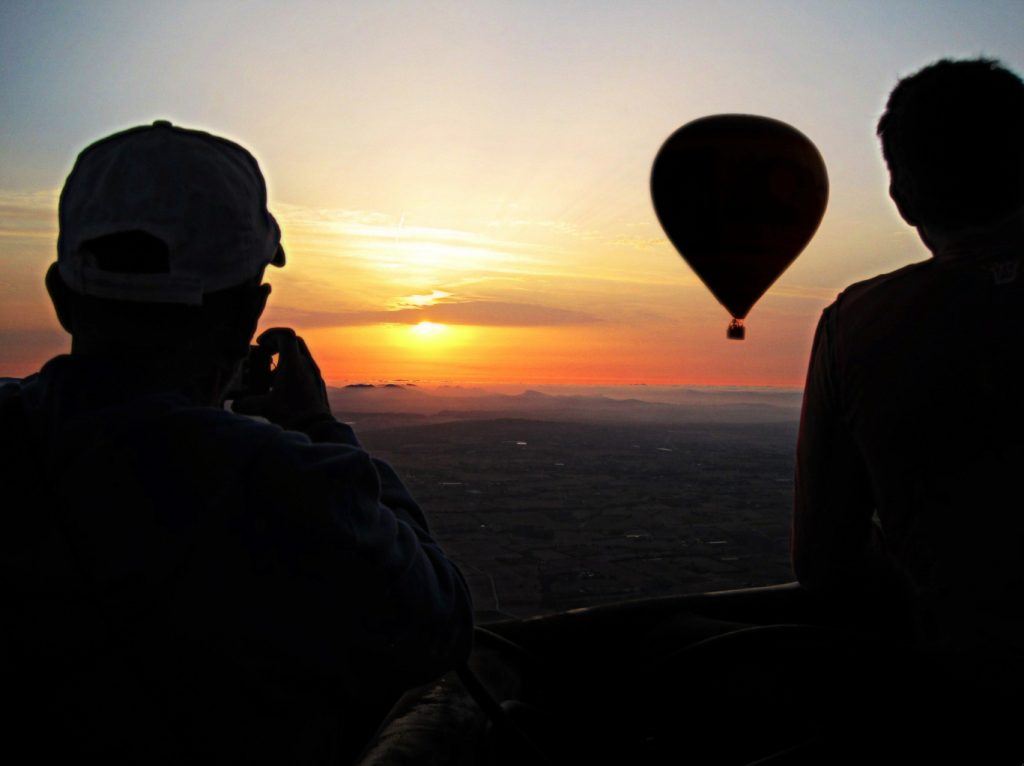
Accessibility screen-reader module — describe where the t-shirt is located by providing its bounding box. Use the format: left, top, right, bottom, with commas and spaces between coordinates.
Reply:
793, 248, 1024, 696
0, 354, 473, 764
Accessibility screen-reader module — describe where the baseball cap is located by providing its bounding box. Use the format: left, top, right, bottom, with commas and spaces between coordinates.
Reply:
57, 120, 285, 306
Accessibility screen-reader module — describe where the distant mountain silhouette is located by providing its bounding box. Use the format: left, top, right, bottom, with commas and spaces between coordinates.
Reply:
326, 384, 800, 426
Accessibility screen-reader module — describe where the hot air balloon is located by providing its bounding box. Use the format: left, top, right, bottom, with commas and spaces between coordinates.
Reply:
651, 115, 828, 339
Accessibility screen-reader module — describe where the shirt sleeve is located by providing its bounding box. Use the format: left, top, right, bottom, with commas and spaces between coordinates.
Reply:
301, 417, 433, 532
792, 307, 879, 595
213, 421, 473, 701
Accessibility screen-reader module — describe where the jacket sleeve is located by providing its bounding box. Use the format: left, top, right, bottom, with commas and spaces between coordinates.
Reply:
228, 419, 473, 698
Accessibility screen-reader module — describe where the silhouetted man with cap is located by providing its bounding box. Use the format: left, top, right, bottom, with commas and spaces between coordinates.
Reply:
794, 58, 1024, 756
0, 121, 472, 764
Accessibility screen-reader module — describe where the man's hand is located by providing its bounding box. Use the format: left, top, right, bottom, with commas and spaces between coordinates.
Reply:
232, 327, 334, 431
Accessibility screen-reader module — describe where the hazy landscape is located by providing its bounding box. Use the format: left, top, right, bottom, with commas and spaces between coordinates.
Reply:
340, 384, 801, 621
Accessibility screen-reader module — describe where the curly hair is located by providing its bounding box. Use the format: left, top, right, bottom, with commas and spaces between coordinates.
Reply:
877, 58, 1024, 229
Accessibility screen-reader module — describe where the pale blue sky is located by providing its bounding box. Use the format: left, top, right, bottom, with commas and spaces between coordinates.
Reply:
3, 1, 1021, 190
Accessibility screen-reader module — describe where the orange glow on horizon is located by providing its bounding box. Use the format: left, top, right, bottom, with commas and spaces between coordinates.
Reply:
295, 316, 817, 388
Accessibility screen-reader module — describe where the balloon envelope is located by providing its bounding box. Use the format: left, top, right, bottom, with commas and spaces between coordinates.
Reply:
651, 115, 828, 327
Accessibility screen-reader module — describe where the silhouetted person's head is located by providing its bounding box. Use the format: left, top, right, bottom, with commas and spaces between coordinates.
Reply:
46, 121, 284, 402
877, 58, 1024, 235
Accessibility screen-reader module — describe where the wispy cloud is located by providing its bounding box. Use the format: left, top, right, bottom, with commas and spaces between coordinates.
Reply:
277, 203, 549, 257
487, 216, 669, 253
390, 289, 452, 309
265, 300, 598, 328
0, 189, 59, 239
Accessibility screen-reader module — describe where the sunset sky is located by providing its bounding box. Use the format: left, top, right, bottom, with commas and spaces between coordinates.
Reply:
3, 1, 1022, 386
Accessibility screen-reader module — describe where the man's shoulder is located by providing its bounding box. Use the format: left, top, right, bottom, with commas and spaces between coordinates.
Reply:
102, 406, 379, 514
161, 407, 368, 467
831, 259, 932, 314
194, 411, 378, 492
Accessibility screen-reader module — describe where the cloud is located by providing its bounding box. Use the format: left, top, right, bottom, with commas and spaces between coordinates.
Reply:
276, 203, 548, 258
264, 300, 598, 328
261, 306, 357, 328
0, 189, 60, 239
391, 289, 452, 308
389, 301, 598, 326
610, 234, 669, 251
487, 217, 670, 252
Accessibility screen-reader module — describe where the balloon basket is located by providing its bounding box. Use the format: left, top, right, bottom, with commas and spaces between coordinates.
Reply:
727, 319, 745, 340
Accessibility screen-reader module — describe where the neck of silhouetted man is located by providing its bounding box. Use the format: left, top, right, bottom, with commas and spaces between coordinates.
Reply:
920, 205, 1024, 261
67, 336, 239, 408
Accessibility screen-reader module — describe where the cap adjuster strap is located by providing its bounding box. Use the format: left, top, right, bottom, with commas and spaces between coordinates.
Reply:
70, 263, 205, 306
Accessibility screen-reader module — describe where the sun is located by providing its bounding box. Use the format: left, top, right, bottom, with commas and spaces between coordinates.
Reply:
392, 321, 474, 356
410, 321, 447, 338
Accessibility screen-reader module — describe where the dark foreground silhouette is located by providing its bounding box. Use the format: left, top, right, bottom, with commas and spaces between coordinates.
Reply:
4, 57, 1024, 765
